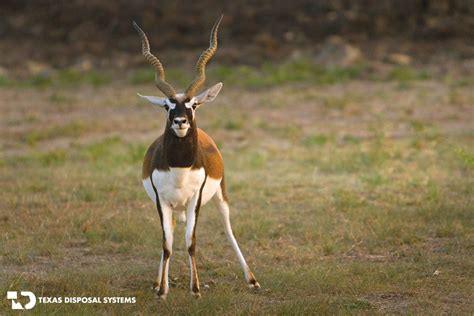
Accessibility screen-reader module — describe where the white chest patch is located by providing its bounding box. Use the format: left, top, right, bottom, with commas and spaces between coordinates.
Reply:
143, 168, 221, 211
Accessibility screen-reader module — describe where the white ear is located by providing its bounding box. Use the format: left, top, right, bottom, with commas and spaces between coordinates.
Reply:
137, 93, 167, 107
194, 82, 223, 106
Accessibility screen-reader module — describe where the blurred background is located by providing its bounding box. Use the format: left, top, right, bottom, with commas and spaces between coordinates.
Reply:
1, 1, 473, 314
1, 0, 474, 75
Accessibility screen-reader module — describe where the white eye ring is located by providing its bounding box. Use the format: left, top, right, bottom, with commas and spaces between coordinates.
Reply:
165, 99, 176, 109
185, 97, 196, 109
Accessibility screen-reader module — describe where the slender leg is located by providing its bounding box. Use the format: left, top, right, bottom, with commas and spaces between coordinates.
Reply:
155, 203, 174, 299
213, 186, 260, 289
149, 175, 174, 299
185, 174, 207, 298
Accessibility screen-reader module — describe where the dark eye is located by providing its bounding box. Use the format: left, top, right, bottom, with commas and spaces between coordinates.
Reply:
164, 105, 169, 111
192, 104, 197, 110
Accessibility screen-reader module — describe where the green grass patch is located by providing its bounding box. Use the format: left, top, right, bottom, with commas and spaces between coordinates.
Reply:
321, 95, 351, 110
49, 92, 71, 104
27, 74, 53, 87
83, 136, 123, 161
0, 75, 13, 87
56, 69, 111, 87
388, 66, 431, 82
129, 68, 191, 87
455, 147, 474, 169
4, 69, 112, 89
21, 120, 91, 146
303, 134, 329, 146
37, 149, 67, 166
129, 62, 437, 90
223, 119, 244, 130
208, 61, 367, 87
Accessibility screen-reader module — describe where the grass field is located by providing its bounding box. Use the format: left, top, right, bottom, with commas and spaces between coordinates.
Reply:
1, 63, 473, 314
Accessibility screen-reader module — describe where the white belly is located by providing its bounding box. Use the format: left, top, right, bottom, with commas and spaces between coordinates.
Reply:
143, 167, 221, 211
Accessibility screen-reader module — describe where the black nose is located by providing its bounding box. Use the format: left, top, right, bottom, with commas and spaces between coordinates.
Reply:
173, 118, 187, 125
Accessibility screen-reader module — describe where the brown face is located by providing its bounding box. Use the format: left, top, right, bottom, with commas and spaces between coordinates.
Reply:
165, 95, 197, 138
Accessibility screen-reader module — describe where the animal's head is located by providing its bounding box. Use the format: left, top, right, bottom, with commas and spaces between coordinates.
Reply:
134, 15, 224, 138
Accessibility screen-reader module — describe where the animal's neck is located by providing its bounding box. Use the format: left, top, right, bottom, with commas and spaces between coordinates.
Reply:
163, 122, 198, 168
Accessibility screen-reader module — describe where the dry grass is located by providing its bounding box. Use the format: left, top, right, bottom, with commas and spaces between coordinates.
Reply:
0, 67, 473, 314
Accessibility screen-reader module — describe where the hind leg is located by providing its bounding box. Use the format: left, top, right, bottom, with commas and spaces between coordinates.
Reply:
212, 183, 260, 289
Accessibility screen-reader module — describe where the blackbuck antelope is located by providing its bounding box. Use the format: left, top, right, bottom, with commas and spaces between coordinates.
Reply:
133, 15, 260, 299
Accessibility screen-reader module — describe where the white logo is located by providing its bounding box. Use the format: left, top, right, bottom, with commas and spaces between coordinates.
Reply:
7, 291, 37, 310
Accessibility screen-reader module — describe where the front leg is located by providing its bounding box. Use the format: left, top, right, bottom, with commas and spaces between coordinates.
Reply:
185, 174, 207, 298
155, 202, 174, 299
150, 178, 174, 299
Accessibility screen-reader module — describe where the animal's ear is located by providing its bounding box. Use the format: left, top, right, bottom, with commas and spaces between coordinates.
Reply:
194, 82, 223, 106
137, 93, 168, 107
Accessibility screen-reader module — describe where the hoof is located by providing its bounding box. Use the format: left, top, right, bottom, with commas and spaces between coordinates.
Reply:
156, 290, 167, 300
191, 291, 201, 299
153, 285, 167, 300
157, 293, 167, 300
248, 280, 261, 290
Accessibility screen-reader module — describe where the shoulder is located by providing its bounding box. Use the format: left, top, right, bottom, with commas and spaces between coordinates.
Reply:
197, 128, 224, 179
142, 134, 164, 179
197, 128, 219, 152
